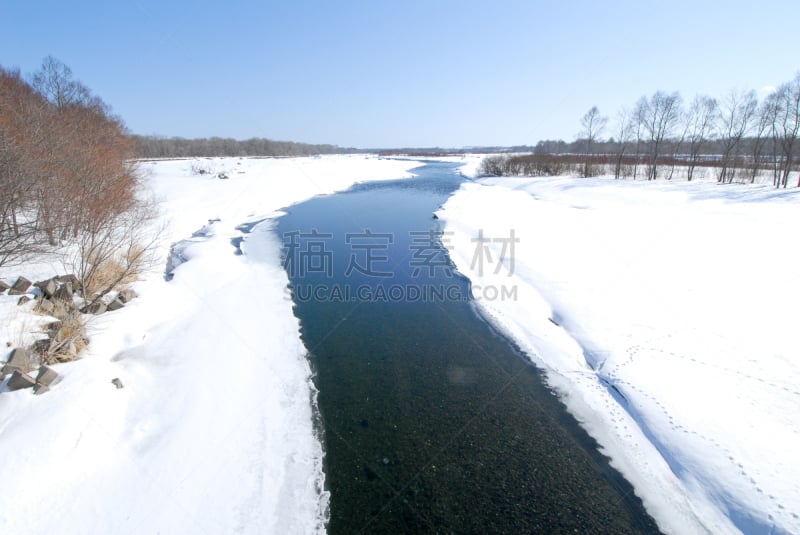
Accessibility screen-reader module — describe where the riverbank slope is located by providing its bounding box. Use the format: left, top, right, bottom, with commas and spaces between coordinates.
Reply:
0, 155, 421, 534
439, 172, 800, 534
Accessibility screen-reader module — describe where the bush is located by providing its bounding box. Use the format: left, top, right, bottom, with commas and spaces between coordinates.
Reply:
478, 153, 583, 177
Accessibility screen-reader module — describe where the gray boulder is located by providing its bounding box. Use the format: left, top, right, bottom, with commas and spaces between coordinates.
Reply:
118, 289, 138, 303
2, 347, 35, 377
7, 371, 36, 391
83, 301, 107, 315
0, 280, 9, 293
8, 276, 31, 296
17, 295, 31, 306
107, 298, 125, 311
57, 274, 81, 292
34, 278, 58, 298
53, 282, 74, 302
36, 365, 59, 386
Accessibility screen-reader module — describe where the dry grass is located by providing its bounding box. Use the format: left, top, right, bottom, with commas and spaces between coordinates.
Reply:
42, 312, 87, 364
82, 245, 144, 298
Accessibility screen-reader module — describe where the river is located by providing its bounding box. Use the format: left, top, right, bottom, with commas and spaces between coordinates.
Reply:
276, 160, 661, 533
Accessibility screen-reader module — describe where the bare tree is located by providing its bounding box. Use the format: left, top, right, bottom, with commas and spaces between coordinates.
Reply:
612, 107, 633, 179
682, 95, 718, 181
0, 128, 42, 265
31, 56, 98, 110
631, 98, 647, 180
748, 96, 776, 183
641, 91, 682, 180
69, 198, 161, 311
770, 73, 800, 188
1, 56, 152, 299
761, 91, 783, 186
578, 106, 607, 177
716, 90, 757, 183
0, 67, 50, 265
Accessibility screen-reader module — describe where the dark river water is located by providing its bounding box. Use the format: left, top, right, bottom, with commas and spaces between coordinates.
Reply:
277, 161, 661, 533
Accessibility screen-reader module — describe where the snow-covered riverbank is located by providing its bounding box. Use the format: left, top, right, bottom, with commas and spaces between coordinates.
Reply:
438, 171, 800, 534
0, 155, 421, 534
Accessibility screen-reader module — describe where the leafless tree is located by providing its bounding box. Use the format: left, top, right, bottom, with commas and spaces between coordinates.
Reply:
578, 106, 607, 177
612, 107, 633, 179
770, 73, 800, 188
716, 90, 757, 183
641, 91, 682, 180
0, 67, 49, 265
68, 198, 161, 310
682, 95, 718, 181
1, 56, 153, 307
631, 98, 647, 179
748, 96, 775, 183
31, 56, 98, 110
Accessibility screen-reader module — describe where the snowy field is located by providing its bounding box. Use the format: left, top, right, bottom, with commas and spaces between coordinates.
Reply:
439, 170, 800, 534
0, 155, 421, 534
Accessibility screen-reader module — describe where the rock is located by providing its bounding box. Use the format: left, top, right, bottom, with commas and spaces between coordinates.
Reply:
117, 289, 138, 303
58, 274, 81, 292
33, 383, 50, 395
53, 282, 74, 301
111, 377, 124, 389
34, 278, 58, 298
83, 301, 107, 315
432, 213, 439, 220
8, 276, 31, 296
107, 298, 125, 311
34, 298, 55, 315
2, 347, 34, 376
17, 295, 31, 306
217, 172, 229, 179
0, 280, 10, 293
36, 365, 59, 386
51, 300, 71, 319
7, 370, 36, 391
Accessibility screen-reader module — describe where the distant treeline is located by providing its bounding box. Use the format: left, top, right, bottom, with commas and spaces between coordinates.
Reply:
531, 137, 774, 159
479, 149, 796, 183
132, 135, 356, 159
486, 72, 800, 187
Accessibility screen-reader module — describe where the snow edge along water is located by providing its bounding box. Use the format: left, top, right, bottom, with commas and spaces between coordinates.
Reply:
435, 168, 760, 535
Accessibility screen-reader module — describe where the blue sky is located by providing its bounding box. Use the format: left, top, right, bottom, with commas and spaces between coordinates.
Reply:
3, 0, 799, 148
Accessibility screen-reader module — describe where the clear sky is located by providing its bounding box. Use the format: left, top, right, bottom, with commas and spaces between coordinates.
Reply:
3, 0, 799, 148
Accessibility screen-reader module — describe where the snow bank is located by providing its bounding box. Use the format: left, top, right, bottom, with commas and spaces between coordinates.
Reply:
438, 176, 800, 535
0, 155, 421, 534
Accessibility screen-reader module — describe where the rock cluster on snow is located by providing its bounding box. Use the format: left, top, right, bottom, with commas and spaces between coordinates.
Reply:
1, 274, 139, 395
1, 348, 60, 395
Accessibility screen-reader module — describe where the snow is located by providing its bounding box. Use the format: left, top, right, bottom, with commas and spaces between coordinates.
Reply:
438, 171, 800, 535
0, 155, 422, 534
